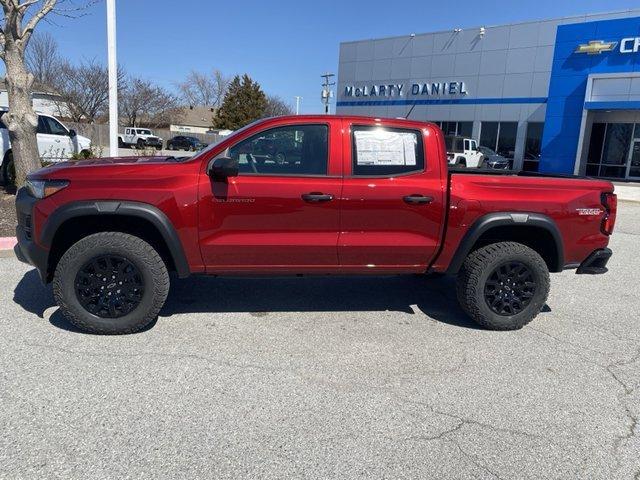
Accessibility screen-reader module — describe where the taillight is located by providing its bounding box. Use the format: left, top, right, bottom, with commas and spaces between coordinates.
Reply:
601, 192, 617, 236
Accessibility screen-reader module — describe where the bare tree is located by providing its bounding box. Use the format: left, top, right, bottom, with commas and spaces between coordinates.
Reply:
264, 95, 294, 117
177, 69, 230, 109
0, 0, 96, 187
120, 77, 181, 128
25, 30, 61, 88
55, 58, 124, 123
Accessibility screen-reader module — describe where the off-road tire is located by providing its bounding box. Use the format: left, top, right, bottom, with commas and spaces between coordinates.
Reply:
456, 156, 467, 167
456, 242, 550, 330
53, 232, 170, 335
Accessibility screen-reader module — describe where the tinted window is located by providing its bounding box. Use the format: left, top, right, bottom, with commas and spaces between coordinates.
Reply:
352, 126, 424, 176
37, 116, 50, 134
0, 111, 6, 129
229, 124, 328, 175
42, 116, 68, 136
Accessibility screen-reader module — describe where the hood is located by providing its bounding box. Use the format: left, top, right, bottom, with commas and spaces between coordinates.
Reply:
31, 155, 181, 177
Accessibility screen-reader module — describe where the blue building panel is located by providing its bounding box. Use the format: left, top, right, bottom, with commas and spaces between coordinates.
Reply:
540, 17, 640, 174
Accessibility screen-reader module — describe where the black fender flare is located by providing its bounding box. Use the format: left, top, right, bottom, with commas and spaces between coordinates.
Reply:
41, 200, 190, 278
445, 212, 565, 275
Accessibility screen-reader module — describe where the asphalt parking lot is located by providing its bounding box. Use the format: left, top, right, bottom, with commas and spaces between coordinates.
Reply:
1, 203, 639, 480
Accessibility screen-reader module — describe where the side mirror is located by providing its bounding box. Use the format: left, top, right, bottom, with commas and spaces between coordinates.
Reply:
69, 129, 77, 138
208, 156, 238, 178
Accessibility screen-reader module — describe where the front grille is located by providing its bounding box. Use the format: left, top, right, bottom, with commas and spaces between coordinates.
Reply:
19, 213, 32, 240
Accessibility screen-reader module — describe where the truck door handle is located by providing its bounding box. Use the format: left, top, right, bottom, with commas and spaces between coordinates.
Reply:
302, 192, 333, 203
403, 195, 434, 205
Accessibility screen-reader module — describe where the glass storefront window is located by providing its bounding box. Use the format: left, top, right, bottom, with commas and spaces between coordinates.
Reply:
601, 123, 633, 178
523, 123, 544, 172
457, 122, 473, 138
480, 122, 518, 159
586, 123, 606, 177
497, 123, 518, 159
586, 123, 634, 179
437, 121, 473, 137
480, 122, 499, 151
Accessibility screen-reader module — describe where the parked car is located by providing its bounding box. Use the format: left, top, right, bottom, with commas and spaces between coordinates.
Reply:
478, 146, 511, 169
15, 115, 616, 335
166, 135, 206, 151
0, 110, 92, 185
444, 135, 483, 168
118, 128, 162, 150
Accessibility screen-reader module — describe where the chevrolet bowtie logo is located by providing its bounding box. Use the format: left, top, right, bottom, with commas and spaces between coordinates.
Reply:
575, 40, 618, 55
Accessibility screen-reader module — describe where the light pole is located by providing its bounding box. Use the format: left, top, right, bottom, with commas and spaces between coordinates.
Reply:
106, 0, 119, 157
294, 96, 302, 115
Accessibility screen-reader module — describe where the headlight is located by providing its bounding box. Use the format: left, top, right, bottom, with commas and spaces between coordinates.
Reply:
25, 179, 69, 199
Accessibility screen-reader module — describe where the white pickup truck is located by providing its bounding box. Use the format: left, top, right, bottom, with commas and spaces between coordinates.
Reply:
0, 110, 92, 185
118, 127, 163, 150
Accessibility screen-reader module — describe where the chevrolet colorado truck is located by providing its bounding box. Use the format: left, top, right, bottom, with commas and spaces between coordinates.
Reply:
15, 115, 617, 334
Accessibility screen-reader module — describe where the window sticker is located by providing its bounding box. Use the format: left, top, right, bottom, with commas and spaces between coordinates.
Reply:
355, 130, 417, 166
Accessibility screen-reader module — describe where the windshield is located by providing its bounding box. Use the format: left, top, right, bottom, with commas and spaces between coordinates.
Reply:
480, 146, 497, 155
137, 129, 152, 135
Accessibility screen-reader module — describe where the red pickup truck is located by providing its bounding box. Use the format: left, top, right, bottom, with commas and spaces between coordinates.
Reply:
15, 115, 617, 334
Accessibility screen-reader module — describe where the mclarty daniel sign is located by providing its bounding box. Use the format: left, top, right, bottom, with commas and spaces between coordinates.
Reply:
344, 81, 468, 98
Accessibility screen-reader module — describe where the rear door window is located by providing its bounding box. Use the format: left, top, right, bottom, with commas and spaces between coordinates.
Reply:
351, 125, 424, 176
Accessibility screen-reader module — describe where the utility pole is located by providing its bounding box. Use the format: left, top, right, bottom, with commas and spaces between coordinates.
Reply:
294, 96, 303, 115
106, 0, 119, 157
320, 73, 335, 115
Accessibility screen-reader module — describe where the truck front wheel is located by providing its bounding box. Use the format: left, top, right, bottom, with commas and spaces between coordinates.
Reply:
53, 232, 170, 335
456, 242, 550, 330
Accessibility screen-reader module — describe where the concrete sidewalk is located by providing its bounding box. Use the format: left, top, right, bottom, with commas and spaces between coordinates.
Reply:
614, 182, 640, 203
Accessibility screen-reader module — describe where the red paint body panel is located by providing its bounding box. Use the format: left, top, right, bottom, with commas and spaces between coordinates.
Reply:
27, 115, 616, 277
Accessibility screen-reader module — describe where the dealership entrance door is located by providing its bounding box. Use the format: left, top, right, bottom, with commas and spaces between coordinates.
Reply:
582, 116, 640, 181
629, 140, 640, 180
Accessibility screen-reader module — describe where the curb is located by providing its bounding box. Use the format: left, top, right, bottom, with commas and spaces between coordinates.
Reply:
0, 237, 17, 258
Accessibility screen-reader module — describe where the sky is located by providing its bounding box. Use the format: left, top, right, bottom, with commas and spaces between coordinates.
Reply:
5, 0, 640, 113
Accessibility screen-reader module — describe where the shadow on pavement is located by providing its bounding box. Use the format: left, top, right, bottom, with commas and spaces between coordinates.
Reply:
14, 268, 536, 332
163, 274, 481, 330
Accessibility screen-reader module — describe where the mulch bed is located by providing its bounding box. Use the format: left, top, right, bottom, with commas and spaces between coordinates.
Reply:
0, 186, 17, 238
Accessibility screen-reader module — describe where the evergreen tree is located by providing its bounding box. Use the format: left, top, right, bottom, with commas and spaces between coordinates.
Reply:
213, 74, 267, 130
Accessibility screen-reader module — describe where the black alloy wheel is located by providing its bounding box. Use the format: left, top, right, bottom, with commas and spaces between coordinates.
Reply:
74, 255, 144, 318
484, 261, 537, 316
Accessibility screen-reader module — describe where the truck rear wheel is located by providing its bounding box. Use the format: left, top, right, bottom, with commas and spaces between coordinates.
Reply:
53, 232, 170, 335
456, 242, 550, 330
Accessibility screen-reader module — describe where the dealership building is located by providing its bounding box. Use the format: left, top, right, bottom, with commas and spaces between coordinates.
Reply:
336, 9, 640, 180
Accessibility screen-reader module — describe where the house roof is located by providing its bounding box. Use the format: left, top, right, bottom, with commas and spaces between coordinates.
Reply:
174, 106, 215, 128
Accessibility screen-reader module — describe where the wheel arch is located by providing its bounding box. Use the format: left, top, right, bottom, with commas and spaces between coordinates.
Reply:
446, 212, 564, 275
42, 201, 190, 282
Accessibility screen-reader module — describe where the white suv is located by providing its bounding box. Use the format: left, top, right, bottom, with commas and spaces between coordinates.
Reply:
0, 110, 92, 184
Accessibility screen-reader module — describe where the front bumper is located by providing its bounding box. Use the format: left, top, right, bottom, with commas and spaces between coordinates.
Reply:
14, 188, 48, 282
144, 138, 162, 147
576, 248, 612, 275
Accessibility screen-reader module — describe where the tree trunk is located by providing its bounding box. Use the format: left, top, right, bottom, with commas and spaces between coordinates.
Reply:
3, 41, 41, 187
